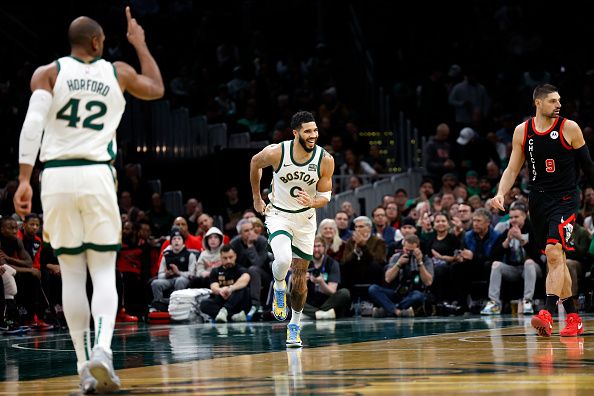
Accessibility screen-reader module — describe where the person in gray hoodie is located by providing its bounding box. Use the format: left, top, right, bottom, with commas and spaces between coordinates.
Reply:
191, 227, 224, 288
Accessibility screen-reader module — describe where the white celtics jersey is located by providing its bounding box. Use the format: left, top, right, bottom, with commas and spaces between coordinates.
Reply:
269, 140, 324, 213
40, 56, 126, 163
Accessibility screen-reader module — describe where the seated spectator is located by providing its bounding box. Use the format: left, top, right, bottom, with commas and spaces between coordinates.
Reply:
153, 217, 203, 277
382, 194, 396, 207
450, 208, 502, 313
184, 198, 203, 235
347, 175, 363, 190
200, 245, 251, 323
465, 170, 480, 197
441, 192, 456, 212
340, 201, 357, 228
303, 237, 351, 319
395, 188, 409, 215
385, 202, 401, 229
146, 192, 175, 238
119, 191, 141, 223
423, 123, 456, 182
150, 228, 196, 312
230, 219, 271, 315
1, 260, 17, 328
453, 185, 468, 204
368, 234, 433, 317
250, 217, 267, 238
480, 205, 542, 315
116, 221, 151, 320
221, 185, 247, 238
392, 216, 419, 257
341, 216, 386, 300
372, 206, 396, 254
18, 214, 42, 271
478, 177, 494, 201
334, 211, 353, 241
196, 213, 231, 246
0, 217, 48, 327
317, 219, 346, 262
192, 227, 224, 288
468, 195, 483, 210
427, 213, 462, 305
452, 203, 473, 237
406, 179, 435, 211
440, 173, 458, 194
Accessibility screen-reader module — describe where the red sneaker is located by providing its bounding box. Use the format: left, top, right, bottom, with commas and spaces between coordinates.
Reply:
531, 310, 553, 337
560, 313, 584, 337
116, 308, 138, 323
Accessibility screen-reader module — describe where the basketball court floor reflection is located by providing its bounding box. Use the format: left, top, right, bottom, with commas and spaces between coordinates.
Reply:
1, 316, 593, 395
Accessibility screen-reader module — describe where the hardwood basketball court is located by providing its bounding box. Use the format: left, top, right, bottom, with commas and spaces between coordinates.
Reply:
1, 316, 593, 395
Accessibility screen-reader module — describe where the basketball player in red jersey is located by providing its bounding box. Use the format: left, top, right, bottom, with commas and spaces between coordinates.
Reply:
491, 84, 593, 337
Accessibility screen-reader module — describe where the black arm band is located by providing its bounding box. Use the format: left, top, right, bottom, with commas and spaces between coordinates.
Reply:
575, 144, 594, 186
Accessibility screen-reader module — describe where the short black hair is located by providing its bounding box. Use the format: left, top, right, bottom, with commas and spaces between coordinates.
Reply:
24, 213, 39, 223
0, 216, 16, 227
533, 84, 558, 102
290, 111, 315, 131
220, 244, 234, 254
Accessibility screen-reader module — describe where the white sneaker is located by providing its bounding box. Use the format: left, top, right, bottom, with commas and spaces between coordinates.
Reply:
88, 346, 121, 393
315, 308, 336, 320
78, 362, 97, 394
480, 301, 501, 315
231, 311, 247, 322
215, 307, 228, 323
522, 300, 534, 314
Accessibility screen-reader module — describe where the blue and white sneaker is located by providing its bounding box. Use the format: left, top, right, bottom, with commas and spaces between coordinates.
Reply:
480, 301, 501, 315
286, 324, 302, 348
273, 285, 288, 321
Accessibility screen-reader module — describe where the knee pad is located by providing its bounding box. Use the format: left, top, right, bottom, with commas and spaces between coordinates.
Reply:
270, 235, 292, 281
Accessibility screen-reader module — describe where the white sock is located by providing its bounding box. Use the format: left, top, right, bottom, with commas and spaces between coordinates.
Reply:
87, 250, 118, 353
275, 279, 287, 291
270, 235, 292, 284
58, 253, 92, 368
290, 309, 302, 326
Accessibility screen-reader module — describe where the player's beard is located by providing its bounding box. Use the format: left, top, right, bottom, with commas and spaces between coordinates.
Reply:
298, 135, 316, 153
546, 108, 561, 118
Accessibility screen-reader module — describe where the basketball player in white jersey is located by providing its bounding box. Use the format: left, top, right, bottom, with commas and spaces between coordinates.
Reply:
13, 7, 163, 394
250, 111, 334, 347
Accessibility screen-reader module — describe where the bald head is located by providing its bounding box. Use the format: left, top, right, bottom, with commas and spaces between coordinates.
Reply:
68, 16, 103, 48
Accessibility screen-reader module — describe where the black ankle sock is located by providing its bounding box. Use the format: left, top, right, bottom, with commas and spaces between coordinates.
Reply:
545, 294, 559, 313
562, 297, 577, 314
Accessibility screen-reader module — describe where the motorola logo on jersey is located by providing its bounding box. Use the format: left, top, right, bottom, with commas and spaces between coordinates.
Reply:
550, 130, 559, 139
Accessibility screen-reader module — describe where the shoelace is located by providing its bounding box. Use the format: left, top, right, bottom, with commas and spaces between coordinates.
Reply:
275, 289, 285, 308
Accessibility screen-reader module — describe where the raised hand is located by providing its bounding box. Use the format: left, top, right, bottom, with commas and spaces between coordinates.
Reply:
125, 6, 146, 48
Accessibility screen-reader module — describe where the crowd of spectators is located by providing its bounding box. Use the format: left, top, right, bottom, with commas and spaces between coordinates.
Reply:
3, 156, 594, 329
2, 3, 594, 330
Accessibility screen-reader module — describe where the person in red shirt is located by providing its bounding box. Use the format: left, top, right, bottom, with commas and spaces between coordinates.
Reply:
18, 214, 42, 270
2, 216, 49, 328
116, 221, 151, 321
